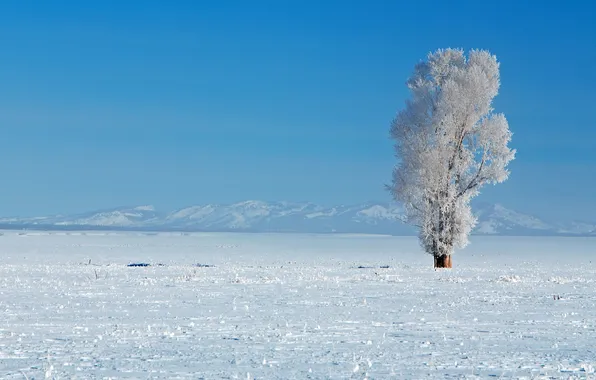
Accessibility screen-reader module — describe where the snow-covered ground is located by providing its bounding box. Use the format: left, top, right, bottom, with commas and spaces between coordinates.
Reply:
0, 231, 595, 379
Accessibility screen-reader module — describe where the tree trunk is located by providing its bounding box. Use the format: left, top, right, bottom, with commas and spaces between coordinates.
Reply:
434, 255, 452, 269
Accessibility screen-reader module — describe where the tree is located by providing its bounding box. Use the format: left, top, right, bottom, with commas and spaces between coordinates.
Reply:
389, 48, 515, 268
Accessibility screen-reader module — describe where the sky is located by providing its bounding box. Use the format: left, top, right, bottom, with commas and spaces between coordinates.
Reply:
0, 0, 594, 222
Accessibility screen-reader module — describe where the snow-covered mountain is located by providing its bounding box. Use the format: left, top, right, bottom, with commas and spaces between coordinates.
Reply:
160, 201, 411, 234
0, 201, 593, 236
0, 206, 161, 228
474, 203, 554, 235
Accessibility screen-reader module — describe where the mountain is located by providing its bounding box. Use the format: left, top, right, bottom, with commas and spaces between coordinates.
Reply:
0, 201, 594, 236
161, 201, 413, 234
474, 203, 555, 235
0, 206, 161, 228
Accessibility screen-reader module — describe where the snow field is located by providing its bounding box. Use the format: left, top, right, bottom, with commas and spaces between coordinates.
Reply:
0, 232, 595, 379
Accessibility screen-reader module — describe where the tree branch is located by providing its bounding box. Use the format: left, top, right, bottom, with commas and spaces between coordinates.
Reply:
457, 156, 486, 198
448, 123, 467, 173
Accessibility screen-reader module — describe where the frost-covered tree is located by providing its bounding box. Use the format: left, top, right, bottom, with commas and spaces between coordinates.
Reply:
389, 48, 515, 268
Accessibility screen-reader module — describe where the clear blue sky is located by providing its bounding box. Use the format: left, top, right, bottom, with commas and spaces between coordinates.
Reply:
0, 0, 594, 221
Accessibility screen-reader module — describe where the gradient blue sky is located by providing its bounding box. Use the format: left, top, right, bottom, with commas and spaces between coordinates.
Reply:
0, 0, 594, 221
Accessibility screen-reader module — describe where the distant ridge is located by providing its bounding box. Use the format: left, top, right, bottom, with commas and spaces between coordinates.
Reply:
0, 201, 594, 236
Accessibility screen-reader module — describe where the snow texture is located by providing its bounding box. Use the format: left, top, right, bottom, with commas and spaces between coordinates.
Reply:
1, 231, 595, 379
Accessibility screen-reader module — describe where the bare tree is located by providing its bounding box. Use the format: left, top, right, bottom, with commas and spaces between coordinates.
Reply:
389, 48, 515, 268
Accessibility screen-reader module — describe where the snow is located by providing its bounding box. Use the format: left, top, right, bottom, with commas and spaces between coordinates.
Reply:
55, 211, 136, 226
1, 231, 595, 379
167, 205, 218, 220
487, 204, 553, 231
356, 205, 401, 221
133, 205, 155, 212
305, 208, 338, 219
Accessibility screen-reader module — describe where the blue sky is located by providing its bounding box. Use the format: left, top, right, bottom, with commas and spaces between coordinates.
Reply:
0, 0, 594, 221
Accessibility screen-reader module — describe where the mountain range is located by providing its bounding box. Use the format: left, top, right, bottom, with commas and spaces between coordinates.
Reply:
0, 201, 594, 236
